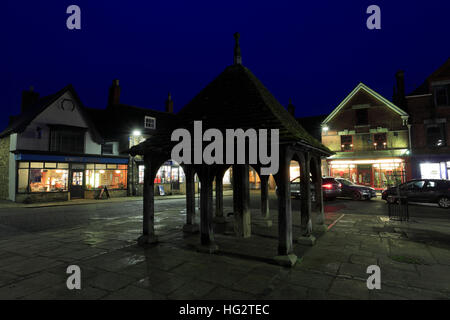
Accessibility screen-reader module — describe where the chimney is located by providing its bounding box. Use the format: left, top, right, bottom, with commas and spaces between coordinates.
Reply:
165, 92, 174, 113
21, 86, 39, 113
234, 32, 242, 65
108, 79, 121, 106
395, 70, 407, 111
287, 99, 295, 117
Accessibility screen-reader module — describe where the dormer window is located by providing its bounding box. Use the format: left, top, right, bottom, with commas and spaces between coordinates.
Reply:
144, 116, 156, 129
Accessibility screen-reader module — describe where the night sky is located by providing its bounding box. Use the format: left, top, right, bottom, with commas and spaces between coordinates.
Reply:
3, 1, 450, 131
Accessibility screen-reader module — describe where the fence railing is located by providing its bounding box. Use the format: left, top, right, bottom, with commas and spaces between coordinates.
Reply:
387, 195, 409, 221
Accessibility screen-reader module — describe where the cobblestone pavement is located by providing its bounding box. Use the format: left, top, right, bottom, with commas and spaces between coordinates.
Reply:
0, 194, 449, 300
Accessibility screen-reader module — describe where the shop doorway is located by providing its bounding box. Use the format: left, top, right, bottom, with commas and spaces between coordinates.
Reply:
357, 164, 372, 186
70, 169, 84, 199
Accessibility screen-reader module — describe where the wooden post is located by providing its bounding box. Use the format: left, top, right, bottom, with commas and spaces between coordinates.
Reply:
273, 151, 297, 267
233, 164, 251, 238
138, 156, 158, 245
199, 169, 218, 252
183, 165, 198, 233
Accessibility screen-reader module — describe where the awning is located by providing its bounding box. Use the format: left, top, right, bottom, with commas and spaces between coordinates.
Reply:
15, 153, 129, 164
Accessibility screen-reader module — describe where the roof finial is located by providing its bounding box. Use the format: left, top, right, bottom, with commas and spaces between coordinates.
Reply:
234, 32, 242, 65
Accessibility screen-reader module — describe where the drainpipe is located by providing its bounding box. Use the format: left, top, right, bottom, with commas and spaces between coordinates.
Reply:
407, 124, 412, 155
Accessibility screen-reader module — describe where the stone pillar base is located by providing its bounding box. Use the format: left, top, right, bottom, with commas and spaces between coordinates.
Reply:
296, 235, 316, 246
183, 223, 199, 233
137, 234, 158, 246
273, 254, 298, 267
196, 242, 219, 254
213, 216, 227, 224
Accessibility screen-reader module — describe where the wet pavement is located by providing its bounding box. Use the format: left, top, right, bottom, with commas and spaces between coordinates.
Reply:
0, 193, 450, 299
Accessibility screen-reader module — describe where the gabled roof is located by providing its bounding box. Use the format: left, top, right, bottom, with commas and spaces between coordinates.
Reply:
409, 58, 450, 96
322, 82, 409, 125
0, 85, 103, 144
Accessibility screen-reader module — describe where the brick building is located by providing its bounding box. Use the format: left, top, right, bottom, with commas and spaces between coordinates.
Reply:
321, 83, 411, 190
404, 58, 450, 179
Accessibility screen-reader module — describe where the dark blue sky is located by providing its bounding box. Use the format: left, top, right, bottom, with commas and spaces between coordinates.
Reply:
3, 1, 450, 130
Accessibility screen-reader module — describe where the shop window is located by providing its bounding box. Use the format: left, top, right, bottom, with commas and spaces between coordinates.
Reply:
154, 161, 185, 184
434, 86, 449, 107
50, 129, 85, 153
17, 162, 76, 193
85, 165, 127, 190
29, 168, 69, 192
19, 162, 29, 169
18, 169, 29, 193
426, 124, 446, 148
374, 133, 387, 150
340, 135, 353, 151
139, 165, 145, 184
355, 109, 368, 126
144, 116, 156, 129
420, 163, 441, 179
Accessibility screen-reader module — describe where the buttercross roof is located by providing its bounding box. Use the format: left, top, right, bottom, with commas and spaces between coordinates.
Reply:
131, 64, 331, 156
322, 82, 409, 125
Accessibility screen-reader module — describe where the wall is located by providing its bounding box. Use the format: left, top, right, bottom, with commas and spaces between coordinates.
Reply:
0, 137, 10, 199
16, 192, 69, 203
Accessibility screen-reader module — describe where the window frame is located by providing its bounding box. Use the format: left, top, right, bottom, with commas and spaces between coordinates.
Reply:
144, 116, 156, 129
17, 161, 70, 194
434, 86, 449, 107
373, 133, 387, 150
340, 135, 353, 152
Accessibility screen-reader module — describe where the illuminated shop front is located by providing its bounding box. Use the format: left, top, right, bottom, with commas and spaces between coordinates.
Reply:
328, 158, 406, 190
85, 164, 128, 190
14, 153, 129, 202
138, 160, 186, 194
419, 161, 450, 180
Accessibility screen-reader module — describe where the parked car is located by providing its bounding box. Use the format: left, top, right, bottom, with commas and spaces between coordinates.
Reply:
381, 179, 450, 208
335, 178, 377, 200
289, 176, 341, 200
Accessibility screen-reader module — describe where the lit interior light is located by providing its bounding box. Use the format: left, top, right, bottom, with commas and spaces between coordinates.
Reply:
99, 170, 105, 174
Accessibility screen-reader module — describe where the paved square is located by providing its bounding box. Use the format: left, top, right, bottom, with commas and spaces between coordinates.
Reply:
0, 195, 450, 300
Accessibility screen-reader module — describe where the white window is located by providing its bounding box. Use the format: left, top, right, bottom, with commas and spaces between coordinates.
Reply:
144, 116, 156, 129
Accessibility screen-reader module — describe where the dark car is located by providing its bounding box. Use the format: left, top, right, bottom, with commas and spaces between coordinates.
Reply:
381, 179, 450, 208
282, 176, 341, 201
290, 177, 341, 200
335, 178, 377, 200
321, 177, 342, 200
